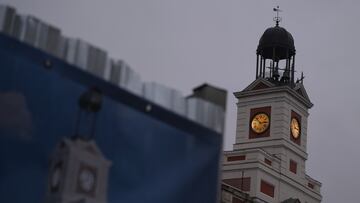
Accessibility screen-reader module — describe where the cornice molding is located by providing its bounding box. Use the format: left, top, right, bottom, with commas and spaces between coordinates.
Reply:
234, 83, 313, 109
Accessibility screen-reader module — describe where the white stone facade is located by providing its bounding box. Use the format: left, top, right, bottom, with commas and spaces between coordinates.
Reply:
222, 79, 322, 203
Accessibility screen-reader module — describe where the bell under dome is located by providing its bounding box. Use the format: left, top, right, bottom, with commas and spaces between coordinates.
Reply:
255, 7, 299, 87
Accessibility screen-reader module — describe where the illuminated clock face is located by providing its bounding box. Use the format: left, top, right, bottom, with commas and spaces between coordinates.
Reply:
51, 166, 62, 189
291, 118, 300, 139
78, 169, 95, 192
251, 113, 270, 134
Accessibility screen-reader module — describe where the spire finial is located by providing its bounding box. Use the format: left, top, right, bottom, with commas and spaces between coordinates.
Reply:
273, 6, 282, 26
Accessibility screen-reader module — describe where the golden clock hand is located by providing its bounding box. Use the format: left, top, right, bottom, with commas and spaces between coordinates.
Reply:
256, 118, 265, 124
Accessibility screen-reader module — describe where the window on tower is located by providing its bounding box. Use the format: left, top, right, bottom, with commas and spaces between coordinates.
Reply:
289, 159, 297, 174
223, 177, 251, 192
227, 155, 246, 162
264, 158, 272, 166
308, 182, 314, 189
260, 180, 275, 198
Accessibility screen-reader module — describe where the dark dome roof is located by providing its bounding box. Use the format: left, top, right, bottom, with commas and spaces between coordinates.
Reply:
257, 26, 295, 60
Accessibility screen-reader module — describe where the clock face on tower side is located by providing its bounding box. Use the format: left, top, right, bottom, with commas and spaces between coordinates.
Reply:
251, 113, 270, 134
291, 118, 300, 139
51, 167, 62, 188
50, 162, 63, 192
78, 168, 96, 192
49, 161, 63, 192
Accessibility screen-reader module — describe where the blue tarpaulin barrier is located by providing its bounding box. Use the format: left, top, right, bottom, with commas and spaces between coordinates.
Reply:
0, 34, 222, 203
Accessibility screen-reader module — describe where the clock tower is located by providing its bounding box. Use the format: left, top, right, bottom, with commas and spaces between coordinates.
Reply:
221, 9, 322, 203
45, 88, 111, 203
45, 138, 112, 203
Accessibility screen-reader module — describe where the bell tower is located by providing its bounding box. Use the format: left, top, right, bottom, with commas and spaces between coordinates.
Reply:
222, 7, 322, 203
256, 6, 296, 86
45, 88, 112, 203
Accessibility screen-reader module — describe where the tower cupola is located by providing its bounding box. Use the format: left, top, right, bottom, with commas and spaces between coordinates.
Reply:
255, 6, 297, 86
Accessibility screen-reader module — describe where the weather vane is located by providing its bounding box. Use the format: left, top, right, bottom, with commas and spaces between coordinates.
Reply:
273, 6, 282, 26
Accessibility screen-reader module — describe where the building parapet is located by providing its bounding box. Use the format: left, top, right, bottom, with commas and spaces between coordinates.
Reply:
0, 4, 227, 134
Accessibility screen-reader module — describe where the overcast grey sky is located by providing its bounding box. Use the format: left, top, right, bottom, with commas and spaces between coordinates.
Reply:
2, 0, 359, 202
